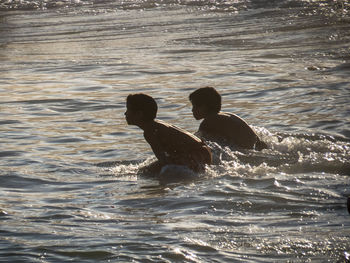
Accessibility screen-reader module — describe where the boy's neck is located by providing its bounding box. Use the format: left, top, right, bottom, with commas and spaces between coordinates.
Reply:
137, 119, 155, 131
204, 111, 219, 119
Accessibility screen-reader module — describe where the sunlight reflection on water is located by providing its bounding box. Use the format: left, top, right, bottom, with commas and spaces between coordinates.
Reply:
1, 0, 350, 262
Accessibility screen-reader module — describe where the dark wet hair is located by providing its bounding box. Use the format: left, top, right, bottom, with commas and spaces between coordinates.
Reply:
189, 87, 221, 114
126, 93, 157, 121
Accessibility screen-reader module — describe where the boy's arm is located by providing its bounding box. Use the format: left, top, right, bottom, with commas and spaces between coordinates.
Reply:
144, 130, 168, 165
198, 119, 215, 140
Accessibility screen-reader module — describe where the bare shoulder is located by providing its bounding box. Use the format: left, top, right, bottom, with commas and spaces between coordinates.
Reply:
156, 119, 202, 144
201, 112, 238, 128
200, 112, 254, 138
148, 119, 184, 140
218, 112, 250, 126
219, 112, 243, 121
153, 119, 175, 134
143, 120, 165, 139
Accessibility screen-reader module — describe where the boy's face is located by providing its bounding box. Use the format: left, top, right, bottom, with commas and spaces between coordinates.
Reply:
191, 102, 206, 120
125, 108, 142, 125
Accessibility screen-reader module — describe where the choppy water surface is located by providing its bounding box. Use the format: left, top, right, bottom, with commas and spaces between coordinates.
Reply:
1, 0, 350, 262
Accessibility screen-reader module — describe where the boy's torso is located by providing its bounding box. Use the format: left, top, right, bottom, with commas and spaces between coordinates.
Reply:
145, 119, 205, 154
199, 112, 258, 148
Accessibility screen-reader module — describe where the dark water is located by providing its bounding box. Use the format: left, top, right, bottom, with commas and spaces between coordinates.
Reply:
1, 0, 350, 262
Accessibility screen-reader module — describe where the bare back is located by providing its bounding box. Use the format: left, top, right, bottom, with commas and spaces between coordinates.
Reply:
199, 112, 258, 149
144, 120, 212, 171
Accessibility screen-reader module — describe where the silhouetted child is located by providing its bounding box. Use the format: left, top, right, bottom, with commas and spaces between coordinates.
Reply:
189, 87, 267, 150
125, 93, 212, 174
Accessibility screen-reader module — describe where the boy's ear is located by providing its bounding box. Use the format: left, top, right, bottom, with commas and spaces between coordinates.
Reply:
199, 104, 208, 113
135, 110, 144, 118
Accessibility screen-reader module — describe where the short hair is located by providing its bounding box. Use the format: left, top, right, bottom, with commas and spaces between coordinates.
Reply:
126, 93, 157, 121
189, 87, 221, 114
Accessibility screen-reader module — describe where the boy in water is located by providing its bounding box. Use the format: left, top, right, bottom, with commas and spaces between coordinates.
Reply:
189, 87, 267, 150
125, 93, 212, 173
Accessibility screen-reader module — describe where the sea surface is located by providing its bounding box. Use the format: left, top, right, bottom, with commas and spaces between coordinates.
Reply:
1, 0, 350, 262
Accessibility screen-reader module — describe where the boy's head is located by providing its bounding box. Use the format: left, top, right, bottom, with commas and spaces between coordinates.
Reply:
125, 94, 157, 124
189, 87, 221, 119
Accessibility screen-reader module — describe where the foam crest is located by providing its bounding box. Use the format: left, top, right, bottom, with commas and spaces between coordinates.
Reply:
98, 129, 349, 180
205, 129, 350, 177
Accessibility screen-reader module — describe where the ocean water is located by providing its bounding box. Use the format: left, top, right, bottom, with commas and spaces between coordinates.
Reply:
1, 0, 350, 262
